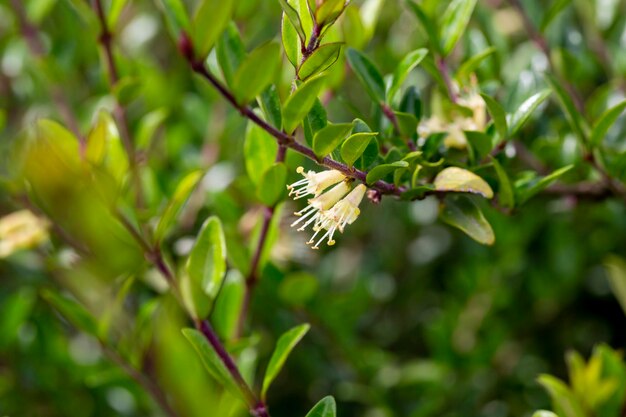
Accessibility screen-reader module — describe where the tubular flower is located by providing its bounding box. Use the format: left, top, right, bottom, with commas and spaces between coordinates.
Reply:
305, 184, 367, 249
287, 167, 346, 200
290, 180, 351, 233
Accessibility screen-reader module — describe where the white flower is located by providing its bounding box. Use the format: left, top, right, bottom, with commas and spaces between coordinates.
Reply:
287, 167, 346, 200
290, 180, 351, 232
302, 184, 367, 250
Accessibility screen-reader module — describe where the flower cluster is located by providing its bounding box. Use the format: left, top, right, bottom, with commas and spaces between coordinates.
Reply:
287, 168, 367, 249
417, 88, 486, 149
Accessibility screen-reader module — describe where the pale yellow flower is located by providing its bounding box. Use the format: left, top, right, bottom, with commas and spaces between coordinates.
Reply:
0, 210, 49, 258
287, 167, 346, 200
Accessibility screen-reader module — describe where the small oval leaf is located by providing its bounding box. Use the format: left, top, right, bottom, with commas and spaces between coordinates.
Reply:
434, 167, 494, 198
305, 396, 337, 417
186, 216, 227, 302
283, 74, 328, 133
366, 161, 409, 184
313, 123, 354, 158
298, 43, 343, 80
341, 132, 377, 167
440, 195, 495, 245
346, 48, 385, 103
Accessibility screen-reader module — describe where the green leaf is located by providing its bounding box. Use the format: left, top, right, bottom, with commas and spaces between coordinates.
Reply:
465, 131, 492, 162
257, 163, 288, 205
304, 99, 329, 145
305, 396, 337, 417
186, 216, 227, 304
192, 0, 236, 58
439, 0, 477, 55
258, 85, 283, 130
406, 1, 441, 54
545, 74, 587, 144
157, 0, 191, 38
216, 23, 246, 87
212, 271, 246, 340
434, 167, 493, 198
341, 132, 377, 166
283, 74, 327, 133
282, 9, 301, 68
107, 0, 128, 29
155, 170, 203, 241
400, 87, 422, 120
537, 374, 586, 417
491, 157, 515, 208
603, 255, 626, 316
507, 90, 551, 137
590, 100, 626, 147
480, 93, 507, 141
400, 184, 436, 200
232, 42, 281, 104
244, 120, 278, 185
182, 328, 247, 401
366, 161, 409, 184
298, 43, 343, 81
457, 47, 496, 81
262, 323, 311, 400
41, 289, 99, 337
346, 48, 386, 103
516, 165, 574, 204
279, 0, 306, 41
0, 288, 36, 349
440, 195, 495, 245
540, 0, 571, 32
315, 0, 346, 26
387, 48, 428, 102
395, 111, 419, 138
313, 123, 354, 158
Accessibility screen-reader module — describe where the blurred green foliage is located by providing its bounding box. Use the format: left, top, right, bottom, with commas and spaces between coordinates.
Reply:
1, 0, 626, 417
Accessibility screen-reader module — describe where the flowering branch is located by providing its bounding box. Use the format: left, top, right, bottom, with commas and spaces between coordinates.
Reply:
178, 33, 403, 197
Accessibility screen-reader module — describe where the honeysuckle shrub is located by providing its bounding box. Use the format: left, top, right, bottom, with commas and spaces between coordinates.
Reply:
1, 0, 626, 416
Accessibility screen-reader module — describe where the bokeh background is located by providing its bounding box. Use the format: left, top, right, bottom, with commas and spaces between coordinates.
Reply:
1, 0, 626, 416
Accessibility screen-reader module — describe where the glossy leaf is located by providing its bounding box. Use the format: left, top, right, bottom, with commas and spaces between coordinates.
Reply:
232, 42, 281, 104
440, 195, 495, 245
216, 23, 246, 87
283, 74, 327, 133
545, 74, 587, 144
262, 323, 310, 400
282, 9, 301, 67
182, 328, 246, 401
395, 111, 419, 138
507, 90, 551, 137
279, 0, 306, 41
590, 100, 626, 147
157, 0, 191, 37
212, 271, 246, 340
257, 163, 287, 206
480, 93, 507, 141
341, 132, 377, 166
434, 167, 494, 198
298, 43, 343, 80
516, 165, 574, 204
186, 216, 227, 303
155, 170, 203, 241
540, 0, 571, 32
192, 0, 236, 58
366, 161, 409, 184
313, 123, 354, 158
457, 47, 496, 81
305, 396, 337, 417
346, 48, 385, 103
258, 85, 283, 130
388, 48, 428, 102
244, 120, 278, 185
315, 0, 346, 26
439, 0, 477, 55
